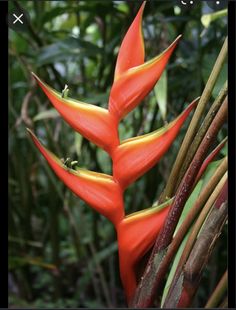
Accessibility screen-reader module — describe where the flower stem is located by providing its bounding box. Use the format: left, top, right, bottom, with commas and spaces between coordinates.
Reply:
160, 37, 228, 202
175, 86, 228, 190
131, 98, 227, 308
163, 180, 228, 307
138, 157, 227, 307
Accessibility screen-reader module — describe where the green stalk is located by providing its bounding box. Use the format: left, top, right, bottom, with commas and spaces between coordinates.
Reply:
175, 86, 228, 190
160, 37, 228, 202
131, 99, 227, 308
169, 200, 227, 308
205, 270, 228, 308
152, 157, 228, 306
163, 176, 227, 307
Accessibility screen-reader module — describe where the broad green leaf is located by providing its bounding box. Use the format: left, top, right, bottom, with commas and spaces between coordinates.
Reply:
154, 70, 167, 121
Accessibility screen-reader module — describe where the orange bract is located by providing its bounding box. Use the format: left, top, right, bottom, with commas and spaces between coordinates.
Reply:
109, 35, 182, 120
114, 2, 145, 80
28, 1, 197, 303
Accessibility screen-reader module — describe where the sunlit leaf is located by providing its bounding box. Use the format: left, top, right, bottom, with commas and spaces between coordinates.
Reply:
154, 69, 168, 121
201, 9, 227, 28
33, 109, 60, 122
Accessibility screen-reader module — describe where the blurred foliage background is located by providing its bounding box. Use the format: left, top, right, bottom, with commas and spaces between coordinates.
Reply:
9, 0, 227, 308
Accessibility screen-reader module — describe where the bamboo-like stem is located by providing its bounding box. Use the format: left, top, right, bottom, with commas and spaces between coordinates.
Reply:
178, 202, 227, 308
160, 37, 228, 202
175, 87, 228, 190
131, 99, 227, 307
154, 99, 227, 251
163, 178, 228, 308
205, 270, 228, 308
174, 173, 227, 273
138, 157, 227, 307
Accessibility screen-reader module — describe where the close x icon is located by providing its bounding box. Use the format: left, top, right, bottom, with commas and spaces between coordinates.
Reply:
8, 6, 30, 31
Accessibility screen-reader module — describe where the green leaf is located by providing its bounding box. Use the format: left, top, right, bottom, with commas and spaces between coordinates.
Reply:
201, 159, 223, 188
201, 9, 227, 28
35, 37, 102, 66
154, 70, 167, 121
42, 7, 73, 24
87, 242, 118, 269
97, 148, 111, 175
220, 142, 228, 157
74, 133, 83, 158
202, 53, 227, 99
174, 180, 203, 235
33, 109, 60, 122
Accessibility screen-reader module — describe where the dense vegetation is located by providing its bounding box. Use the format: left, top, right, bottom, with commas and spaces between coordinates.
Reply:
9, 0, 227, 308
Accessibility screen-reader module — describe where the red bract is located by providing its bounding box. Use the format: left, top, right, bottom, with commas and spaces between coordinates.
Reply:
114, 2, 145, 80
32, 73, 119, 155
27, 129, 124, 226
113, 99, 197, 189
117, 199, 172, 301
109, 35, 182, 120
28, 2, 197, 303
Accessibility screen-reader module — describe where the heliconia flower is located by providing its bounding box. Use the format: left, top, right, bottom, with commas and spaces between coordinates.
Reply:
114, 2, 145, 80
117, 198, 173, 302
27, 129, 124, 226
113, 99, 198, 189
31, 73, 120, 155
28, 1, 199, 304
109, 35, 182, 120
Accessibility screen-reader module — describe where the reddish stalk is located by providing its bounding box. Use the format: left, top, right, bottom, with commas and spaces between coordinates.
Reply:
164, 180, 228, 308
131, 98, 227, 308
